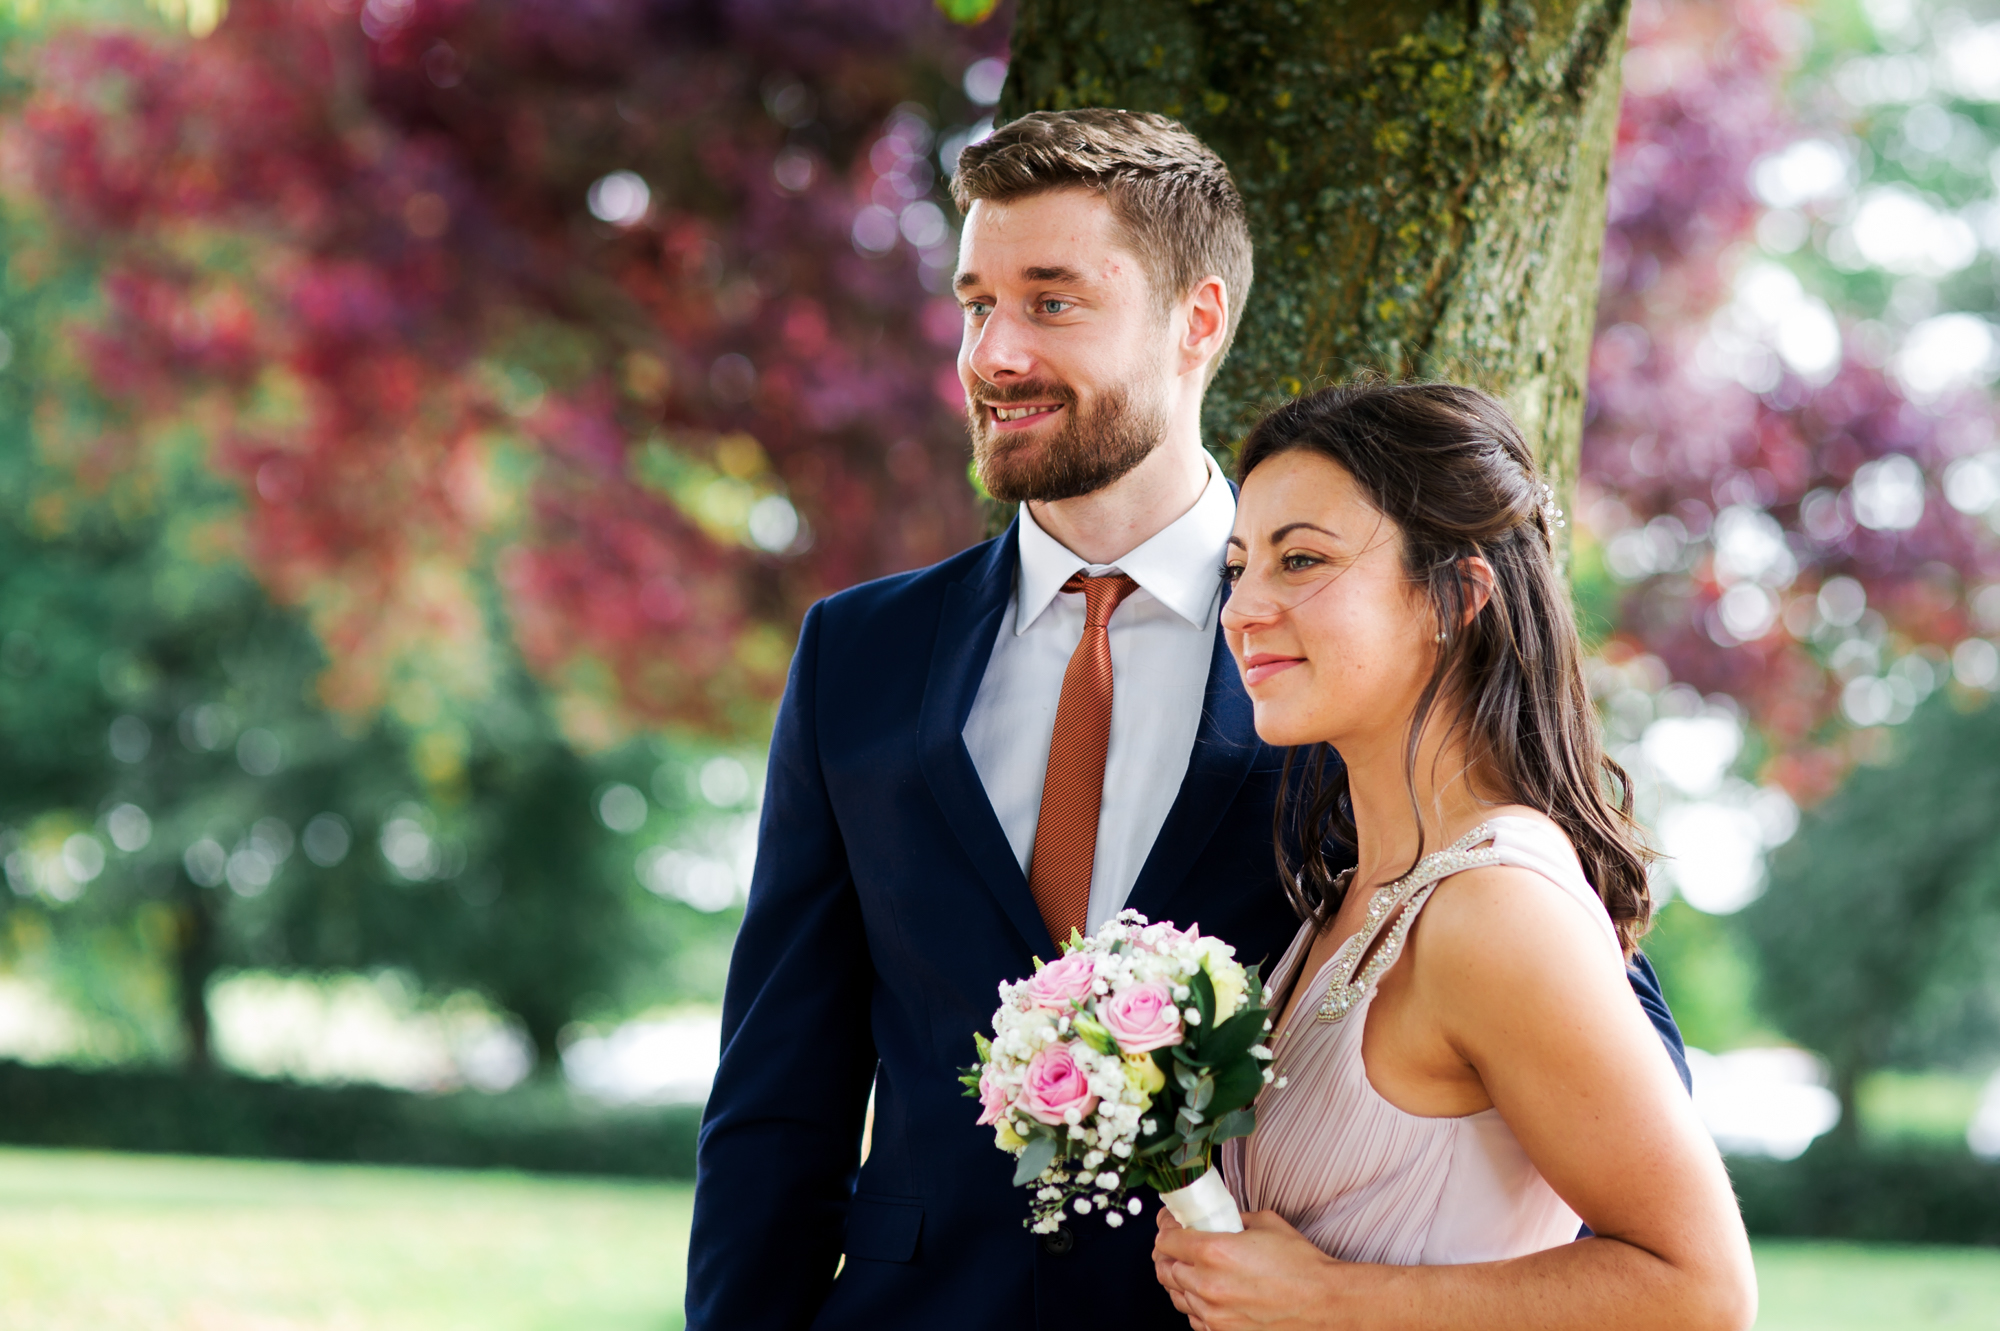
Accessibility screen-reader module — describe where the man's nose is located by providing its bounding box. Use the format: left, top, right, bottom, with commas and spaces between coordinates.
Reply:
966, 306, 1034, 383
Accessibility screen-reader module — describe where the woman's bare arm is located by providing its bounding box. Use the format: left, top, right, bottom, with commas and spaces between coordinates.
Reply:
1154, 864, 1756, 1331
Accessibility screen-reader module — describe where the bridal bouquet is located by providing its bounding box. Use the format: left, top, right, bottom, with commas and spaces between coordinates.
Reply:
962, 911, 1279, 1235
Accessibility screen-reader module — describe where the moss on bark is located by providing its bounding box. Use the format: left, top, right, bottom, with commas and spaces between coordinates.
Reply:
999, 0, 1629, 501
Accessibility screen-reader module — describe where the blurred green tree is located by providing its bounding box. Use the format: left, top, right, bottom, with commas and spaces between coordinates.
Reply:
0, 282, 733, 1071
1745, 689, 2000, 1134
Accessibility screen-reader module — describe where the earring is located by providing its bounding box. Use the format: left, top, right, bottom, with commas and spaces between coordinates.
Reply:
1434, 631, 1447, 644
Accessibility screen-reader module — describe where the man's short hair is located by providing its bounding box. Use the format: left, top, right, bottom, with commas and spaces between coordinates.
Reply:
952, 109, 1255, 382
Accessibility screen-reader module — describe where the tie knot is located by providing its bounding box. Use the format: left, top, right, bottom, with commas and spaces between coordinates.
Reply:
1063, 572, 1140, 628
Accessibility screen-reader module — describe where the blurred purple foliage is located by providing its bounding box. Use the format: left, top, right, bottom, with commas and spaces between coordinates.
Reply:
1585, 0, 2000, 800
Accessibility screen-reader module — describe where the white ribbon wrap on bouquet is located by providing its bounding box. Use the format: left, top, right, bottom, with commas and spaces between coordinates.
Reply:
1159, 1167, 1243, 1233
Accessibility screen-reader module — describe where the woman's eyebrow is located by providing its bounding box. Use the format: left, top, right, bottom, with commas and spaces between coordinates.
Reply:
1269, 521, 1340, 543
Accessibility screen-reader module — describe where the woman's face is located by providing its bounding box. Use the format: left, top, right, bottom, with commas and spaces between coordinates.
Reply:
1221, 450, 1437, 751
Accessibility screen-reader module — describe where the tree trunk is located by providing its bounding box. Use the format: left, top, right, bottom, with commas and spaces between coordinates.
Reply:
1828, 1055, 1864, 1149
1000, 0, 1629, 499
173, 882, 219, 1070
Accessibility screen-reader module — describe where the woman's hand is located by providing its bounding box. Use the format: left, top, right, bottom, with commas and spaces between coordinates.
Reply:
1153, 1205, 1354, 1331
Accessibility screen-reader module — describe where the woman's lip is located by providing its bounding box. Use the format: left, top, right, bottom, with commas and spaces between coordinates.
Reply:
1241, 655, 1304, 686
987, 403, 1063, 431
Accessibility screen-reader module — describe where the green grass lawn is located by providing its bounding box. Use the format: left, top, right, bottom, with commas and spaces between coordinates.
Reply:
1753, 1242, 2000, 1330
0, 1148, 693, 1330
1, 1147, 1998, 1329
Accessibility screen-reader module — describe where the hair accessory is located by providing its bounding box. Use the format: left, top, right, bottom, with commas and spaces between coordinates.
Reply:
1538, 482, 1566, 531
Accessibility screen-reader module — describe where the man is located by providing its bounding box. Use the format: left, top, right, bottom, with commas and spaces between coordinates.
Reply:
686, 108, 1686, 1331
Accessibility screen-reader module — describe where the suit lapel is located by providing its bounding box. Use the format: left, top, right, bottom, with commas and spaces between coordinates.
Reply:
1123, 620, 1264, 926
917, 524, 1057, 957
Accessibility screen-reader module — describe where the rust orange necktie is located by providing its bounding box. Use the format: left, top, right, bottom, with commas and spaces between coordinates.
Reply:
1027, 572, 1140, 951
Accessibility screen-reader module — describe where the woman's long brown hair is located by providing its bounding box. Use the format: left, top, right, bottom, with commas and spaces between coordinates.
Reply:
1241, 381, 1654, 955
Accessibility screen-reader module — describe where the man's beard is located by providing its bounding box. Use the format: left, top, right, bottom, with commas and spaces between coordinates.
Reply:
968, 378, 1169, 504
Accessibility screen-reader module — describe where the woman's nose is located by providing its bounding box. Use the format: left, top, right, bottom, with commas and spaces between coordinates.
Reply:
1220, 578, 1283, 631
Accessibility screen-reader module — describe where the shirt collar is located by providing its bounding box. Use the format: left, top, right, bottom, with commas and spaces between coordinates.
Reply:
1014, 451, 1236, 634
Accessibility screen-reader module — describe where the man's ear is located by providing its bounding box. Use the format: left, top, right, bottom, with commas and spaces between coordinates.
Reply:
1459, 556, 1497, 624
1178, 275, 1229, 378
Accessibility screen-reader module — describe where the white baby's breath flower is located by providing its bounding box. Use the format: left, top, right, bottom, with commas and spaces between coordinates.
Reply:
1112, 1141, 1132, 1158
1276, 1076, 1288, 1089
1096, 1172, 1119, 1189
1074, 1197, 1092, 1215
1250, 1045, 1273, 1059
1128, 1198, 1144, 1215
1184, 1008, 1201, 1025
1105, 1211, 1125, 1227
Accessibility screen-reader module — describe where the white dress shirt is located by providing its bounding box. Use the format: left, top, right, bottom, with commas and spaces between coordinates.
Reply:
962, 452, 1236, 934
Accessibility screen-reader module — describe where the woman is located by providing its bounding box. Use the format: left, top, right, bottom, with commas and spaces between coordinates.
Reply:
1152, 382, 1755, 1331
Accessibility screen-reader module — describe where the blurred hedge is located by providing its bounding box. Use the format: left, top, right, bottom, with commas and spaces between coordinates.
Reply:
0, 1060, 700, 1178
9, 1055, 2000, 1244
1732, 1140, 2000, 1245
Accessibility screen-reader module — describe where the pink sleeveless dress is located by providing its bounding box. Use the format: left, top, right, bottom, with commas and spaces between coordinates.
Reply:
1222, 816, 1623, 1265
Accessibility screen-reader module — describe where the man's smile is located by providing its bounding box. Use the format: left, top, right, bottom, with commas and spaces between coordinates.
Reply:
988, 403, 1064, 430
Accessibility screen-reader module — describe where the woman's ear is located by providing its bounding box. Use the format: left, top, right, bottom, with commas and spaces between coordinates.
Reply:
1458, 556, 1496, 625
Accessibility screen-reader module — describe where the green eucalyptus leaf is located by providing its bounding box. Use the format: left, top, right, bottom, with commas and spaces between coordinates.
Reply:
1012, 1134, 1059, 1187
1210, 1107, 1256, 1143
1189, 1074, 1215, 1112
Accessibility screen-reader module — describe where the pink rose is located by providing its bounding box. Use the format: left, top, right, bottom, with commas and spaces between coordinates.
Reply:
975, 1071, 1012, 1127
1022, 952, 1096, 1012
1099, 981, 1183, 1053
1018, 1043, 1099, 1125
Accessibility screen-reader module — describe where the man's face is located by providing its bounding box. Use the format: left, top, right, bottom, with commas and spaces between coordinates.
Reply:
954, 189, 1173, 504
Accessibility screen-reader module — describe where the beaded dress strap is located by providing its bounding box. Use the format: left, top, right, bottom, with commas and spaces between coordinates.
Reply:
1314, 823, 1502, 1024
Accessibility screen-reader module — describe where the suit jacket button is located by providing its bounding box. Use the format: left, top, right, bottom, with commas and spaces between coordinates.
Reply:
1041, 1226, 1075, 1256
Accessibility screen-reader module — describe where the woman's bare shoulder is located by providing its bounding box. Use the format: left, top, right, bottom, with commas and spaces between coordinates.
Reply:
1409, 853, 1628, 1000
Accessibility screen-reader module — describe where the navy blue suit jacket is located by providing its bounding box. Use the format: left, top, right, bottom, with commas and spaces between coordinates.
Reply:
685, 524, 1688, 1331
